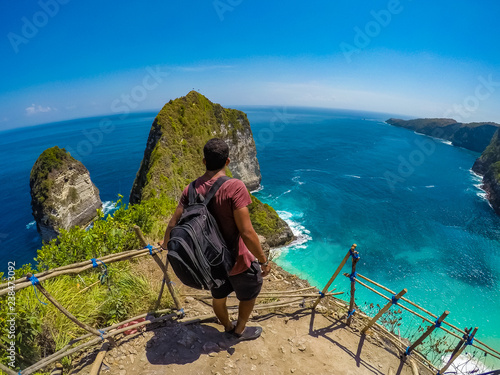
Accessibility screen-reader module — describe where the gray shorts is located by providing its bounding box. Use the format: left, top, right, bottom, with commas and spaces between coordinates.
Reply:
211, 261, 263, 301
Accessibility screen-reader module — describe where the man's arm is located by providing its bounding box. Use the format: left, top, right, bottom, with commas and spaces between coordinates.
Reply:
160, 204, 184, 248
233, 206, 271, 276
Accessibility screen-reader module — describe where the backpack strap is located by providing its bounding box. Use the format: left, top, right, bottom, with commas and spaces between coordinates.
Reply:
203, 176, 231, 206
187, 180, 198, 205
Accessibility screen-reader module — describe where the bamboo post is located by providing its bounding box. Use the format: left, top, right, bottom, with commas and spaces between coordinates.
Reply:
438, 327, 478, 375
133, 225, 182, 311
354, 272, 500, 359
89, 342, 109, 375
361, 288, 407, 334
404, 310, 449, 357
447, 327, 470, 362
26, 273, 105, 339
154, 277, 166, 310
350, 275, 500, 360
313, 244, 356, 309
0, 362, 17, 375
346, 246, 360, 326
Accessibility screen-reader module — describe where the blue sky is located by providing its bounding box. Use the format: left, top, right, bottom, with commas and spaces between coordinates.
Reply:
1, 0, 500, 130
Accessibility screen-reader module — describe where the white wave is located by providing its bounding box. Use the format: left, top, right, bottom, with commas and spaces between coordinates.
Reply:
292, 176, 305, 185
294, 168, 332, 175
425, 185, 435, 188
440, 353, 490, 374
273, 210, 312, 253
469, 169, 483, 182
345, 174, 361, 179
250, 185, 264, 193
477, 191, 488, 201
26, 221, 36, 230
102, 201, 118, 215
412, 130, 454, 146
273, 189, 292, 201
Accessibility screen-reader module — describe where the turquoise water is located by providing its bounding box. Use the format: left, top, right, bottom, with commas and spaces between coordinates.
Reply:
0, 107, 499, 368
246, 107, 500, 365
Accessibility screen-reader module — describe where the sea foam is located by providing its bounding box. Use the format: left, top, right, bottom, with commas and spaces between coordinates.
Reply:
275, 210, 312, 251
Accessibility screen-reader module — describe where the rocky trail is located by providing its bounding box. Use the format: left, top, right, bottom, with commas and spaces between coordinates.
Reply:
68, 262, 434, 375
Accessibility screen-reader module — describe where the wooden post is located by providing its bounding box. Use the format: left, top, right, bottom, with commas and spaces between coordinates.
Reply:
404, 310, 449, 357
346, 246, 359, 326
133, 225, 182, 311
361, 288, 407, 334
313, 244, 356, 309
0, 362, 17, 375
26, 273, 104, 338
89, 342, 109, 375
438, 327, 478, 375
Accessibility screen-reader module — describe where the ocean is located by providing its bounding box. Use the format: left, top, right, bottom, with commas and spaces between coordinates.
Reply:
1, 107, 499, 370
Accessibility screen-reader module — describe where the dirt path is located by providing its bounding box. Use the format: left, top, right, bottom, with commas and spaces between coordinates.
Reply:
69, 261, 435, 375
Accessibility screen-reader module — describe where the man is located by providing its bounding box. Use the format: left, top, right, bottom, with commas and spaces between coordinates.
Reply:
161, 138, 271, 341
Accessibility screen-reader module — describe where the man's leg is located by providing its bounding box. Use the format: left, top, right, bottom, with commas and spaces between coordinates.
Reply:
234, 298, 257, 335
212, 297, 234, 332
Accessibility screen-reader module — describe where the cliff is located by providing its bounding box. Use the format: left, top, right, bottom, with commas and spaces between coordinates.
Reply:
472, 130, 500, 214
130, 91, 293, 247
386, 118, 499, 153
30, 146, 102, 242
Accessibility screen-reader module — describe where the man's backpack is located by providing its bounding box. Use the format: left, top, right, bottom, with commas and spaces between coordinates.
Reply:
167, 176, 235, 290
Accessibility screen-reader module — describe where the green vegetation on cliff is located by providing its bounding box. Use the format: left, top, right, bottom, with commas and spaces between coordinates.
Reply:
30, 146, 75, 205
0, 195, 177, 372
130, 91, 293, 246
472, 130, 500, 214
386, 118, 499, 153
130, 91, 249, 202
473, 130, 500, 175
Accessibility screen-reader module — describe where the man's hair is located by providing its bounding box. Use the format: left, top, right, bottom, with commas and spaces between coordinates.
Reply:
204, 138, 229, 171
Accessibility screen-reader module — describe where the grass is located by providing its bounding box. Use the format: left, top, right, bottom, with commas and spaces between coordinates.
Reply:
0, 194, 177, 373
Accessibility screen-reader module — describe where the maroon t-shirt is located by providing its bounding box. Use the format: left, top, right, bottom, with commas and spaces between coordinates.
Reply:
179, 175, 255, 275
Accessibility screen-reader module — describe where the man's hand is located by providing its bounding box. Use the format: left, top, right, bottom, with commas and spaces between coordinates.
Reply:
260, 263, 271, 277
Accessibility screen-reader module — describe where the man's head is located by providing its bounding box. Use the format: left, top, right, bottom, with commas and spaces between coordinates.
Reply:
203, 138, 229, 171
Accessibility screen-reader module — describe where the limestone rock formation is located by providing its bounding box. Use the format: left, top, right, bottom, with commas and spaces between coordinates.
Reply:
386, 118, 499, 153
30, 146, 102, 242
130, 91, 261, 203
472, 130, 500, 214
130, 91, 293, 247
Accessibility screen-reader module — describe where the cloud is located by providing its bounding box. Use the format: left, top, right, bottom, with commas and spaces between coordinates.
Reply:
25, 104, 55, 116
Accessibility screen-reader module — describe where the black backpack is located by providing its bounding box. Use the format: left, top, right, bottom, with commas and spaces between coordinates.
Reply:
167, 176, 236, 290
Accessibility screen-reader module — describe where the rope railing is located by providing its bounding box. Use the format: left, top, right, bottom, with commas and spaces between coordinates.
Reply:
1, 226, 346, 375
0, 246, 156, 296
313, 244, 500, 373
0, 226, 184, 375
3, 238, 498, 374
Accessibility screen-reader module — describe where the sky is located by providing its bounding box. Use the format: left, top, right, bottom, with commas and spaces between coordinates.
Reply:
1, 0, 500, 130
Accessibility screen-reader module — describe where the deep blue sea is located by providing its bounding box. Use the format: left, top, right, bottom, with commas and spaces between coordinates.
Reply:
1, 107, 499, 369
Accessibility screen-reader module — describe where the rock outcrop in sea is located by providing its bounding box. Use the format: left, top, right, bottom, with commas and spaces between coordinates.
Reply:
30, 146, 102, 242
386, 118, 499, 153
130, 91, 293, 247
472, 130, 500, 214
